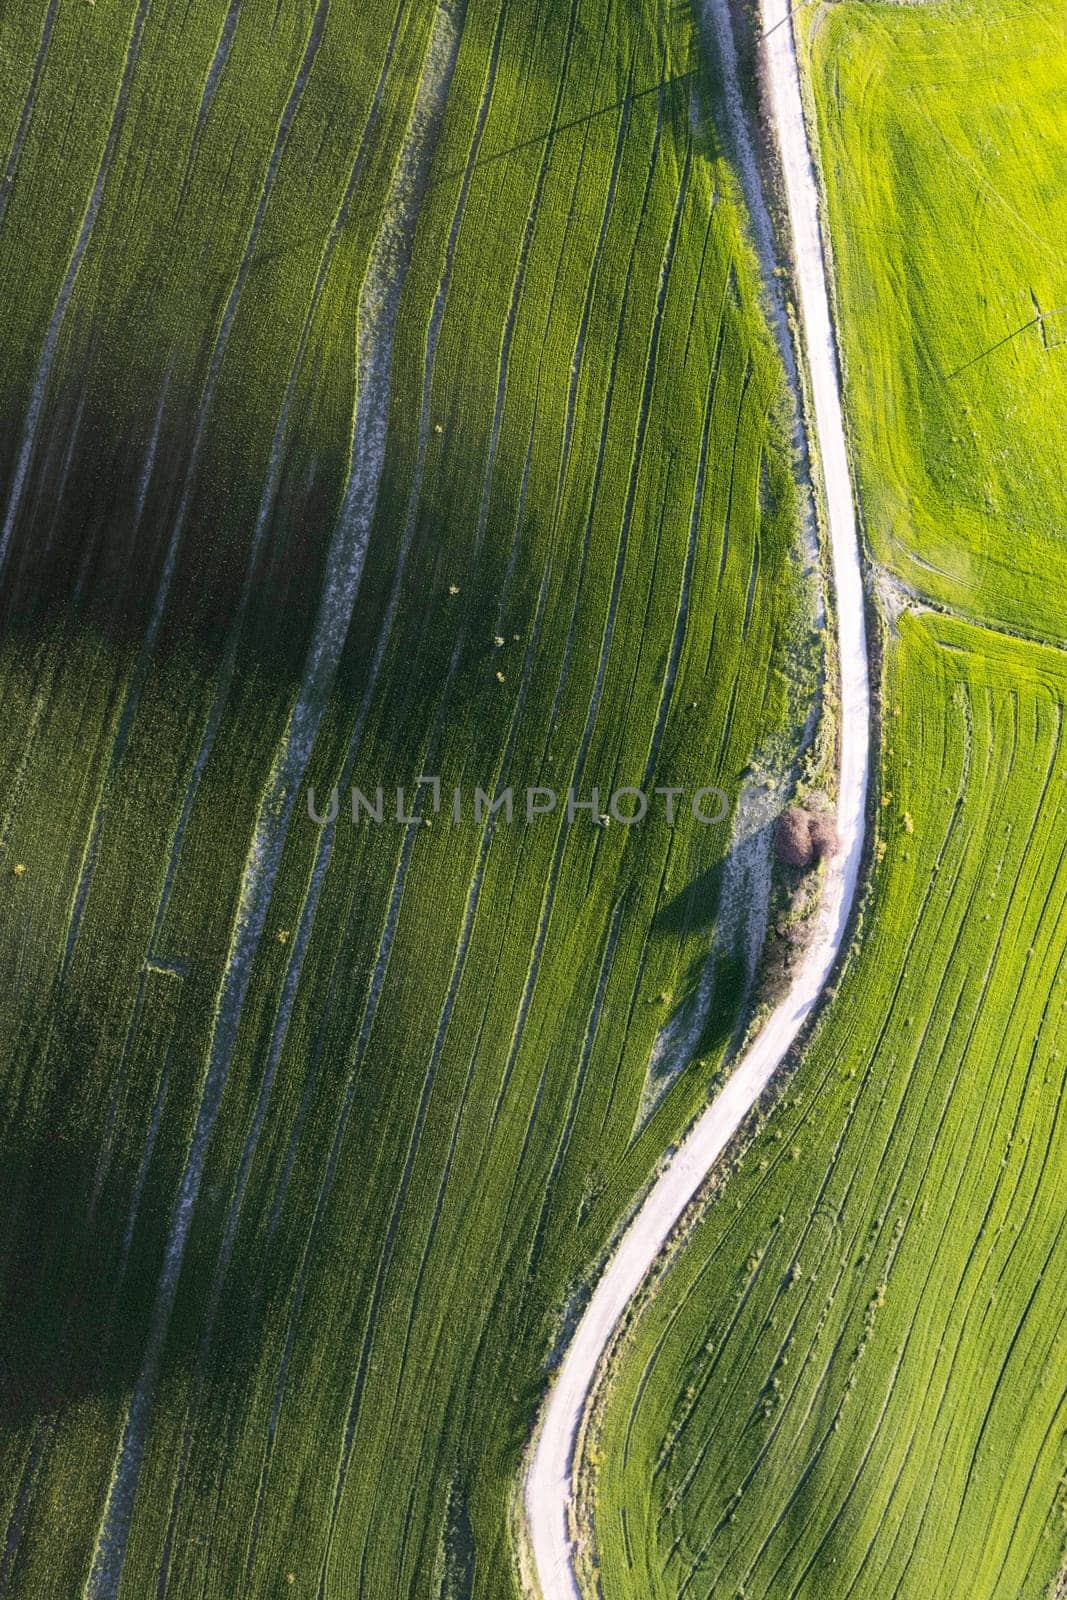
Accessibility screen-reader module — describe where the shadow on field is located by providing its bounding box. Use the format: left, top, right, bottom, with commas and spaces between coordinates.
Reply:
647, 808, 780, 1089
0, 1112, 266, 1431
0, 350, 550, 766
652, 861, 723, 935
0, 1122, 152, 1429
0, 367, 344, 691
0, 297, 561, 1434
647, 860, 736, 1079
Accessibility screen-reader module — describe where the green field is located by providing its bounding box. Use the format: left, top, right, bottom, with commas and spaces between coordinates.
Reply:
591, 613, 1067, 1600
0, 0, 813, 1595
803, 0, 1067, 640
589, 5, 1067, 1598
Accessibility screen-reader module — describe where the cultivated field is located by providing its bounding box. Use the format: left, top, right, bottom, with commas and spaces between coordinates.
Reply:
0, 0, 813, 1596
591, 613, 1067, 1600
590, 4, 1067, 1597
802, 0, 1067, 639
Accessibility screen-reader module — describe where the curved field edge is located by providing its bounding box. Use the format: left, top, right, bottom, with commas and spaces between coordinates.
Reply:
0, 1, 818, 1597
590, 610, 1067, 1600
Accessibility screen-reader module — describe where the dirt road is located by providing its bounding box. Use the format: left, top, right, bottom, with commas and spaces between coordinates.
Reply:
524, 0, 870, 1593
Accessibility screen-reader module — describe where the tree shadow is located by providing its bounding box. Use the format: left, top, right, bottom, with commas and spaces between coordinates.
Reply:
0, 1094, 269, 1432
652, 861, 722, 937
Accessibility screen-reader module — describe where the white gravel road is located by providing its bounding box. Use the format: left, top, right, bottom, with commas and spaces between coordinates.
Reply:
523, 0, 870, 1593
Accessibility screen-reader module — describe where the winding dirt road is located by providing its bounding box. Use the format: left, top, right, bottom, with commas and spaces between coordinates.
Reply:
524, 0, 870, 1594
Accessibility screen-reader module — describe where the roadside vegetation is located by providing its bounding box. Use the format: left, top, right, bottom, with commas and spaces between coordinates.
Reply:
0, 0, 814, 1595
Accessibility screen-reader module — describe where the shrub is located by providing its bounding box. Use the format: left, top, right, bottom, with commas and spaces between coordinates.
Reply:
808, 813, 838, 861
776, 807, 837, 867
775, 807, 812, 866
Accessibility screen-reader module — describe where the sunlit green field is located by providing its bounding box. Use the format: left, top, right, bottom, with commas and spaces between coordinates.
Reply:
805, 0, 1067, 640
0, 0, 811, 1595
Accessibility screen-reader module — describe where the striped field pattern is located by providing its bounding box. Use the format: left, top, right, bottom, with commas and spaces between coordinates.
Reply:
0, 0, 812, 1596
591, 613, 1067, 1600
